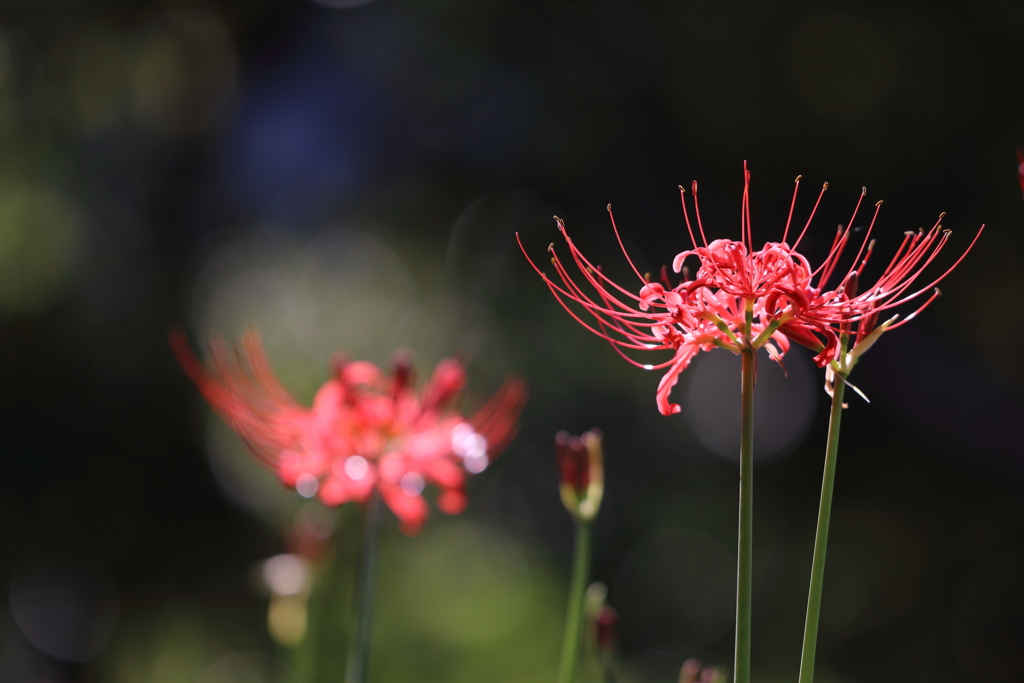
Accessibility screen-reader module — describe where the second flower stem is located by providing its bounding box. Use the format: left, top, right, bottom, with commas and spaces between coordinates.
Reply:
345, 492, 381, 683
797, 372, 846, 683
734, 348, 756, 683
557, 520, 592, 683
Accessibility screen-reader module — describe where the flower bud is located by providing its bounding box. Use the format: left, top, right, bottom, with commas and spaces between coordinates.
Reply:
555, 429, 604, 521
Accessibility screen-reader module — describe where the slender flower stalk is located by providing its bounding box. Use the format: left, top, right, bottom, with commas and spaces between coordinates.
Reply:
735, 346, 755, 683
345, 492, 381, 683
798, 365, 845, 683
555, 430, 604, 683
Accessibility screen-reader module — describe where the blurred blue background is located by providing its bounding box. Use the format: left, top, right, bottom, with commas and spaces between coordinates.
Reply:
0, 0, 1023, 681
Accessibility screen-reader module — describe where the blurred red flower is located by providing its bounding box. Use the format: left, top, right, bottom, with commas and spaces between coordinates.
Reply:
171, 329, 526, 535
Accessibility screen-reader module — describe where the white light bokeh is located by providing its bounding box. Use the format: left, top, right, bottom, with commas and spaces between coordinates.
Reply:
295, 473, 319, 498
344, 455, 369, 480
400, 472, 425, 497
464, 453, 488, 474
685, 346, 817, 462
261, 554, 310, 597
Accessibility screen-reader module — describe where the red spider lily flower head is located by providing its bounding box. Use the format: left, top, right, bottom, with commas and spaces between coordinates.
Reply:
754, 177, 983, 382
170, 328, 527, 535
554, 429, 604, 521
518, 164, 794, 416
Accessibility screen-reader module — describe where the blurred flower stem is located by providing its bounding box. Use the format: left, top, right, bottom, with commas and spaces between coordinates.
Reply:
555, 430, 604, 683
557, 519, 592, 683
797, 365, 847, 683
734, 346, 755, 683
344, 492, 381, 683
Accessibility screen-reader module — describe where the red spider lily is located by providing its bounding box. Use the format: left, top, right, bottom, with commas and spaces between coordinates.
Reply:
171, 329, 527, 535
518, 167, 792, 416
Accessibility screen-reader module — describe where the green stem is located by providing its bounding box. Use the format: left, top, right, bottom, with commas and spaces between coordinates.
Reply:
345, 493, 381, 683
556, 520, 593, 683
797, 372, 847, 683
734, 348, 755, 683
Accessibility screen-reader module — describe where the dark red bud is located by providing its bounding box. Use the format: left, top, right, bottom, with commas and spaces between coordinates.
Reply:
391, 350, 415, 397
555, 430, 589, 493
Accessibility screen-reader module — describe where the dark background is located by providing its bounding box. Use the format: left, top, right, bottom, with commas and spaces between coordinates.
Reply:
0, 0, 1023, 681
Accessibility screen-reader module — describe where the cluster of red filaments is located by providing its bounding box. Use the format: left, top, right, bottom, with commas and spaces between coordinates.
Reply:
172, 330, 526, 534
520, 163, 981, 415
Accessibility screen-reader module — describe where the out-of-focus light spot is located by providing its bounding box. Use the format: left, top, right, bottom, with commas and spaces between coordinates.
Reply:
402, 523, 531, 644
0, 182, 85, 313
192, 230, 417, 371
295, 473, 319, 498
400, 472, 425, 497
131, 9, 236, 133
643, 364, 654, 370
261, 554, 310, 596
344, 455, 369, 480
452, 423, 486, 459
685, 347, 816, 462
614, 529, 734, 654
267, 595, 307, 647
196, 652, 286, 683
389, 294, 506, 376
784, 11, 896, 122
464, 453, 488, 474
9, 561, 118, 662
